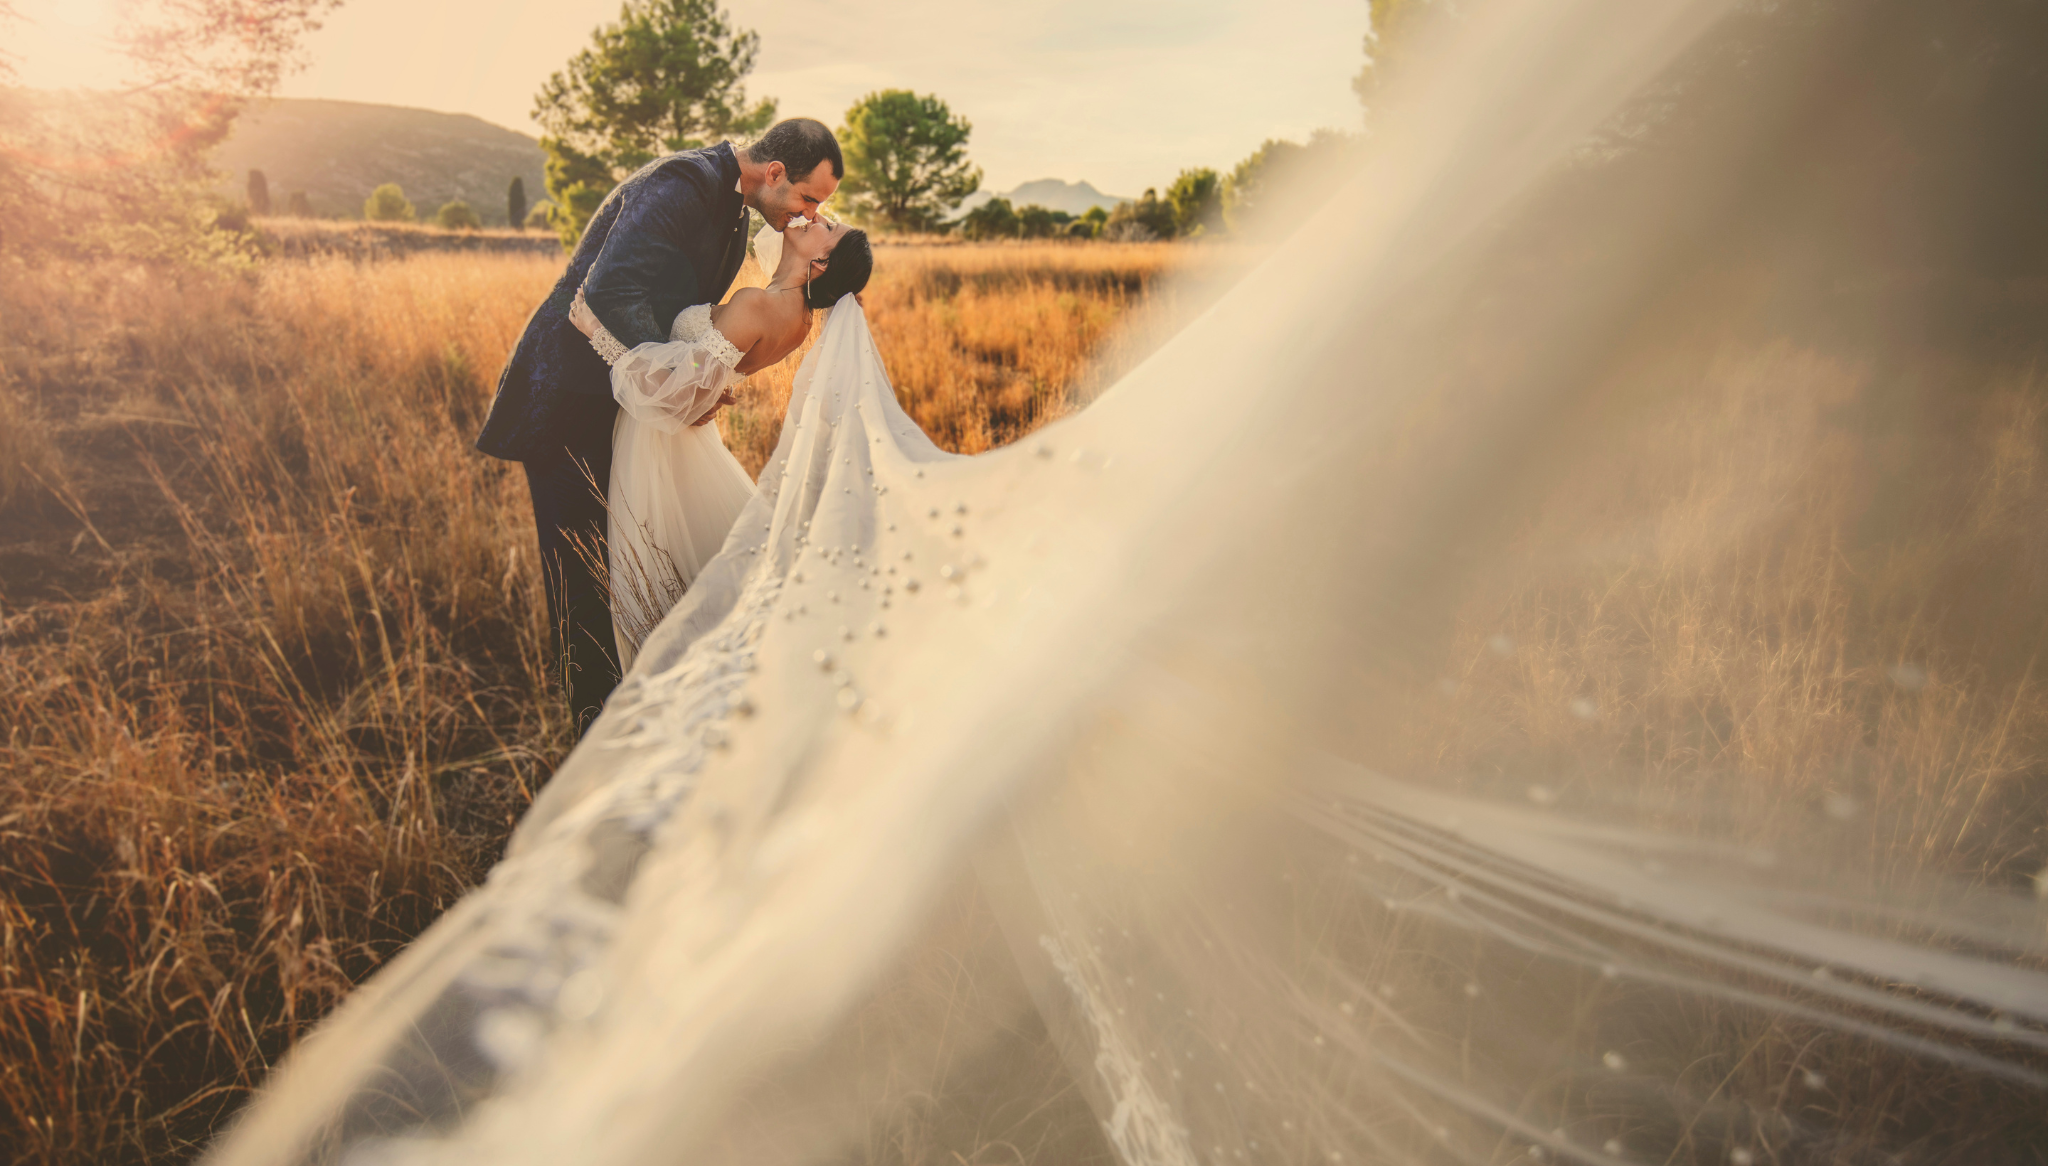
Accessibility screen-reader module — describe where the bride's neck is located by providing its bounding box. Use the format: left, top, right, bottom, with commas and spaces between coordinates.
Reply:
769, 253, 810, 294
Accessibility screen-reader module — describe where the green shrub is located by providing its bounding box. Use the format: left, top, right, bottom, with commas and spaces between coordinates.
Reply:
285, 191, 313, 217
1015, 204, 1072, 239
364, 183, 415, 222
1103, 189, 1175, 241
435, 200, 482, 231
957, 197, 1018, 241
1065, 205, 1108, 239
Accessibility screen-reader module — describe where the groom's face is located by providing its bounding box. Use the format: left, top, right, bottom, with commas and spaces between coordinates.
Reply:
763, 160, 841, 230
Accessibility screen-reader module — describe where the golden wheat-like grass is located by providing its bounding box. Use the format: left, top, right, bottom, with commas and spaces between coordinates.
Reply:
0, 252, 565, 1164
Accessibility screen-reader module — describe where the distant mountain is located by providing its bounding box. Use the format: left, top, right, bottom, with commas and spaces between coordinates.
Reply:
954, 178, 1130, 220
211, 98, 546, 225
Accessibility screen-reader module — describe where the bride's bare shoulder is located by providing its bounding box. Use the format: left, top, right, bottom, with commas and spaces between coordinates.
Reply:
722, 286, 768, 310
711, 289, 771, 350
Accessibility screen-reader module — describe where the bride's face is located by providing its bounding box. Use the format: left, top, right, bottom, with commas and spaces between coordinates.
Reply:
785, 217, 852, 278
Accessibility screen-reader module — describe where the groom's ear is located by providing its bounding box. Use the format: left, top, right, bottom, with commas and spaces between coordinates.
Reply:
765, 160, 786, 188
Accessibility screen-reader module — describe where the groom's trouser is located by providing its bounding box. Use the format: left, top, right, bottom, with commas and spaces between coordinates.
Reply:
523, 405, 619, 739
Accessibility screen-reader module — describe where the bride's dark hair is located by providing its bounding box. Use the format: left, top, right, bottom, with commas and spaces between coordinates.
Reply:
806, 229, 873, 309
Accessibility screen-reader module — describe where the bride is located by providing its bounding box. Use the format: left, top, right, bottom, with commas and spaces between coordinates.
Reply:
570, 215, 874, 670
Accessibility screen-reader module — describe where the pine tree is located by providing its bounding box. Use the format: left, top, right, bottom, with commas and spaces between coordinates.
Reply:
507, 176, 527, 231
246, 169, 271, 216
837, 90, 981, 233
534, 0, 776, 246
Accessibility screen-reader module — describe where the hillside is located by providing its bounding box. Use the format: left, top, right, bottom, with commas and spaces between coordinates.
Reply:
208, 102, 1126, 229
956, 178, 1129, 219
211, 98, 546, 225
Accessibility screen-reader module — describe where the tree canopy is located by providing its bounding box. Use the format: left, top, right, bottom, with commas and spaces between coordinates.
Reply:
1015, 204, 1073, 239
1103, 189, 1176, 242
1221, 131, 1358, 235
1353, 0, 1432, 109
837, 90, 982, 233
1165, 168, 1222, 238
540, 141, 614, 249
534, 0, 775, 244
958, 197, 1018, 242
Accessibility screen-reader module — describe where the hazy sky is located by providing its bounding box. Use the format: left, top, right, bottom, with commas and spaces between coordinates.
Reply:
11, 0, 1371, 195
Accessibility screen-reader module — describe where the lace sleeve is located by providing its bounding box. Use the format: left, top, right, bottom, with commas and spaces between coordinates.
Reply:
610, 331, 745, 433
572, 287, 634, 366
588, 320, 631, 366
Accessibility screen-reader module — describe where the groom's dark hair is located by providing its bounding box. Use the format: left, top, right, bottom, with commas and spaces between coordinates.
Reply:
747, 119, 844, 182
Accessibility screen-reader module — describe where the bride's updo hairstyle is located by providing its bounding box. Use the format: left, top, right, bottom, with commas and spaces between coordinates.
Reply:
806, 229, 873, 310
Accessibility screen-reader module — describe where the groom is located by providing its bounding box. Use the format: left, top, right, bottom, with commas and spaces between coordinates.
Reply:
476, 118, 843, 736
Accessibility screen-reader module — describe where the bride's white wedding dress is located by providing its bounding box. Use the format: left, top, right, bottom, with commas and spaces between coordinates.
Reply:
596, 300, 759, 671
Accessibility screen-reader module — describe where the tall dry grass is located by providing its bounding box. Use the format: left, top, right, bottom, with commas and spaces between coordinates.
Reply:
0, 240, 1175, 1165
0, 253, 566, 1164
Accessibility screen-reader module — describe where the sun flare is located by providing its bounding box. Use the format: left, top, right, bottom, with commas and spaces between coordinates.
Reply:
12, 0, 137, 91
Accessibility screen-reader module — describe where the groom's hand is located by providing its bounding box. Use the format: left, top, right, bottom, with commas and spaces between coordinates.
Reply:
693, 389, 739, 426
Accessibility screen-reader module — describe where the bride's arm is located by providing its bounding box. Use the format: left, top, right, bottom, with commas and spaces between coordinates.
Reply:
571, 290, 745, 433
568, 287, 630, 360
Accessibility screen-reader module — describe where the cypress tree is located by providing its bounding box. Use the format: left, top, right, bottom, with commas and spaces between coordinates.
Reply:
247, 169, 271, 216
508, 176, 527, 231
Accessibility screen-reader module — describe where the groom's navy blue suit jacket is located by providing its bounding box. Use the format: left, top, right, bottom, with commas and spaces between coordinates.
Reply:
475, 142, 750, 462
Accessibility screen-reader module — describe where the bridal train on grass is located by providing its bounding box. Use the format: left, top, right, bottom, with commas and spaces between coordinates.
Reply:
205, 1, 2048, 1163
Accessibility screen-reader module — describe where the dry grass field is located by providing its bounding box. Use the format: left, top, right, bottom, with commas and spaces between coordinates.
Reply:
251, 218, 565, 262
0, 240, 1182, 1164
1, 232, 2044, 1163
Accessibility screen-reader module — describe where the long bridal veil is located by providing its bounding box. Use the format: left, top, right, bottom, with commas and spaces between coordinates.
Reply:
206, 1, 2048, 1163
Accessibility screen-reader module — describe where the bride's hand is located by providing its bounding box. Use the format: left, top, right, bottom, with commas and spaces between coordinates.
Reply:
692, 389, 738, 427
568, 288, 599, 337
